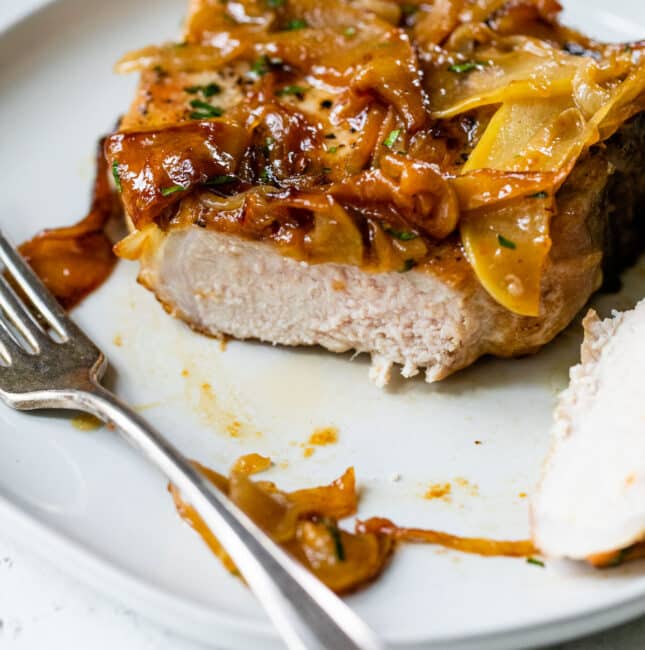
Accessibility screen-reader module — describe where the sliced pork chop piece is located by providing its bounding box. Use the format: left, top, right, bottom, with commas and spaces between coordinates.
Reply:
532, 298, 645, 560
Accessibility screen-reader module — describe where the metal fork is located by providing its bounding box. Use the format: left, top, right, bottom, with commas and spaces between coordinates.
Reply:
0, 230, 384, 650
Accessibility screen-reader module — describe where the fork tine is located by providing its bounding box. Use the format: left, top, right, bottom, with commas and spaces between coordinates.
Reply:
0, 230, 69, 339
0, 315, 23, 364
0, 274, 46, 352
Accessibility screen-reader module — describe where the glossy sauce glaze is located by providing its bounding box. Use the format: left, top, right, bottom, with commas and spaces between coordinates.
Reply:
109, 0, 645, 315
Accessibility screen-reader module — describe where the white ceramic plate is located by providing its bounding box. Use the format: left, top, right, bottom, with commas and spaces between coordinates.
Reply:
1, 1, 645, 648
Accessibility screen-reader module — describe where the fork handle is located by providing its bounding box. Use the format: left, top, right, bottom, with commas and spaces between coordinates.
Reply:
72, 382, 383, 650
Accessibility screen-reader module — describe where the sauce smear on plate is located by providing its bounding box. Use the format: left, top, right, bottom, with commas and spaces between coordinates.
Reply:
170, 458, 536, 594
19, 139, 120, 309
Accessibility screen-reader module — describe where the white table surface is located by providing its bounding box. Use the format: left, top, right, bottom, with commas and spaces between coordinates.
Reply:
3, 2, 645, 649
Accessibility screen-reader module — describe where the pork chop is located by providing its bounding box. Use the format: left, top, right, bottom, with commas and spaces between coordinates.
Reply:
108, 0, 645, 384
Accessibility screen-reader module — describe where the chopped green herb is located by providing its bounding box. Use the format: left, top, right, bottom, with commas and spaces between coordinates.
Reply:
610, 547, 631, 567
526, 557, 545, 567
528, 191, 549, 199
448, 60, 488, 74
276, 85, 308, 97
111, 161, 122, 193
153, 65, 167, 76
185, 83, 222, 97
260, 167, 276, 184
190, 110, 223, 119
322, 167, 332, 174
251, 55, 269, 76
320, 99, 333, 109
161, 185, 186, 197
497, 234, 517, 250
250, 55, 282, 77
266, 0, 284, 6
328, 146, 338, 154
385, 226, 418, 241
202, 83, 222, 97
400, 259, 417, 272
400, 3, 418, 16
324, 521, 346, 561
383, 129, 401, 148
205, 175, 237, 186
344, 26, 357, 37
189, 99, 224, 119
324, 133, 336, 139
285, 18, 308, 30
190, 99, 218, 111
262, 136, 275, 157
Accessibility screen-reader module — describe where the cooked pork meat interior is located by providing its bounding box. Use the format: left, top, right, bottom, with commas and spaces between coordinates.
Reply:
108, 0, 645, 384
532, 299, 645, 564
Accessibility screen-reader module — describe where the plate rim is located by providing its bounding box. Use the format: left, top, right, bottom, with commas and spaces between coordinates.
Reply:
0, 0, 55, 38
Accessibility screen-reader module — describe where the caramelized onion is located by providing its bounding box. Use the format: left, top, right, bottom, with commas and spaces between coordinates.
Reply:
107, 0, 645, 315
105, 120, 249, 227
170, 457, 539, 594
303, 199, 364, 266
288, 467, 358, 519
169, 461, 393, 593
358, 517, 536, 557
115, 43, 251, 74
